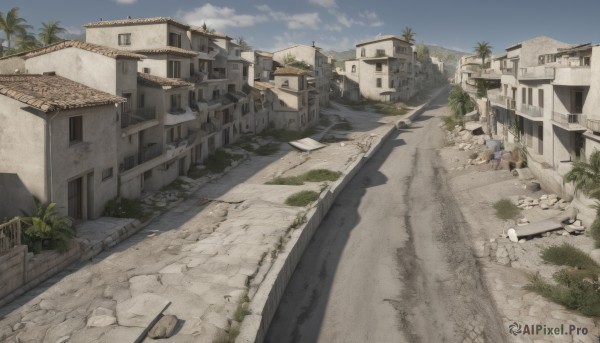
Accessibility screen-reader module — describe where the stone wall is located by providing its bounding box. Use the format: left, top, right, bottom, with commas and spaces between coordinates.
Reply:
0, 243, 80, 308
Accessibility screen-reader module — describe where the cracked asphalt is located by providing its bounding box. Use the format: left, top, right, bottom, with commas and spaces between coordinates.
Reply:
265, 91, 508, 343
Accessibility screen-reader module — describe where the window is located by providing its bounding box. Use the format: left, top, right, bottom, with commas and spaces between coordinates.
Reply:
143, 170, 152, 179
198, 89, 204, 101
351, 65, 356, 73
279, 100, 285, 107
282, 79, 289, 88
361, 48, 366, 57
522, 88, 526, 104
190, 63, 195, 75
232, 63, 239, 70
142, 67, 150, 74
118, 33, 131, 46
528, 88, 533, 105
189, 90, 196, 107
102, 167, 113, 181
376, 49, 385, 57
376, 63, 382, 72
583, 56, 591, 66
168, 32, 181, 48
122, 93, 132, 113
170, 94, 182, 112
390, 80, 394, 88
138, 94, 145, 108
376, 78, 382, 88
538, 89, 544, 108
167, 61, 181, 78
69, 116, 82, 143
212, 89, 220, 99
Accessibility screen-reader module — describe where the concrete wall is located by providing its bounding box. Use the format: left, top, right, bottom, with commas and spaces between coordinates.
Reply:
0, 57, 25, 74
49, 106, 119, 219
0, 98, 47, 202
582, 46, 600, 122
86, 23, 168, 50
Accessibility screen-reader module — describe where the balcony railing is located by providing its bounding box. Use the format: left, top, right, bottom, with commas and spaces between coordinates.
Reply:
209, 71, 227, 80
507, 99, 516, 110
122, 143, 163, 172
518, 103, 543, 117
201, 122, 218, 134
121, 106, 157, 128
553, 112, 585, 129
0, 218, 21, 255
501, 68, 514, 75
586, 118, 600, 132
186, 73, 206, 84
518, 67, 555, 80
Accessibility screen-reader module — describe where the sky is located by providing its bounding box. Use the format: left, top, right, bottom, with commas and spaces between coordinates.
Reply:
3, 0, 600, 54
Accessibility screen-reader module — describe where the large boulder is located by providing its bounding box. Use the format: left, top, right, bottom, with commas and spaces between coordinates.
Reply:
148, 315, 179, 339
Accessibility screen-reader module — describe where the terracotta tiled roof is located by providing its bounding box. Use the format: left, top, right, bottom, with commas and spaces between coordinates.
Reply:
189, 26, 231, 39
0, 74, 125, 113
356, 35, 411, 47
254, 82, 275, 90
137, 73, 193, 89
84, 17, 189, 29
19, 40, 146, 60
134, 47, 198, 58
274, 66, 309, 76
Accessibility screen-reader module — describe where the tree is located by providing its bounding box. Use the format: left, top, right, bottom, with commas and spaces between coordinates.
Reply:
0, 7, 32, 50
236, 36, 252, 52
415, 43, 430, 63
474, 41, 492, 67
401, 27, 416, 43
39, 20, 66, 46
448, 85, 474, 118
13, 32, 39, 52
565, 150, 600, 198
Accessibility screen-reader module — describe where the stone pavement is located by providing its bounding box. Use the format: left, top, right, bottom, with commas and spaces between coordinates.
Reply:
0, 101, 394, 343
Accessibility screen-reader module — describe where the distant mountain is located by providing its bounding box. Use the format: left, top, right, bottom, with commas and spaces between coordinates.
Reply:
325, 45, 468, 74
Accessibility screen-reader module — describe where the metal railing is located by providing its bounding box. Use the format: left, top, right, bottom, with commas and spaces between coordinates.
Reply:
121, 106, 157, 128
553, 112, 582, 126
587, 118, 600, 132
518, 103, 543, 117
122, 144, 163, 172
0, 219, 21, 255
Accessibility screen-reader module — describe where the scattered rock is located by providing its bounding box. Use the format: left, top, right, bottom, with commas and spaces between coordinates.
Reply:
148, 315, 179, 339
116, 293, 171, 328
519, 239, 526, 243
87, 307, 117, 328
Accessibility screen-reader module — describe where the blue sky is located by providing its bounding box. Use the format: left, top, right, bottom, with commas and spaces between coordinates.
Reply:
3, 0, 600, 54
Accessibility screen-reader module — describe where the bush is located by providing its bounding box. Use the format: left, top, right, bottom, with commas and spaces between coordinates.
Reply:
188, 166, 210, 179
285, 191, 319, 206
441, 115, 461, 130
332, 120, 353, 131
103, 198, 148, 220
204, 149, 243, 173
493, 198, 521, 220
372, 102, 408, 116
266, 176, 305, 185
20, 198, 75, 253
541, 243, 600, 271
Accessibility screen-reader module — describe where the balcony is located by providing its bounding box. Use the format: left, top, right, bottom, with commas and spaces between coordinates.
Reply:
209, 70, 227, 80
552, 112, 586, 131
472, 69, 501, 80
517, 103, 543, 119
122, 144, 163, 172
501, 68, 515, 76
518, 66, 555, 80
586, 118, 600, 133
121, 106, 157, 129
186, 73, 206, 84
553, 66, 591, 86
0, 219, 21, 255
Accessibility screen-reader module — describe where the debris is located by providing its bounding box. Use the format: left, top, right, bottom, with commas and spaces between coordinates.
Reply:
514, 219, 563, 238
507, 228, 519, 243
148, 315, 179, 339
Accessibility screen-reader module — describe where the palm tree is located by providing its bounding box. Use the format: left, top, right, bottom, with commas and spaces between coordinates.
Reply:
13, 32, 39, 52
0, 37, 4, 56
474, 41, 492, 67
236, 36, 252, 52
401, 27, 416, 43
565, 149, 600, 198
20, 198, 74, 253
39, 20, 66, 46
448, 85, 474, 118
0, 7, 32, 50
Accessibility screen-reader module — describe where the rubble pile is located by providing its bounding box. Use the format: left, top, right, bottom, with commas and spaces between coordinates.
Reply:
516, 194, 568, 211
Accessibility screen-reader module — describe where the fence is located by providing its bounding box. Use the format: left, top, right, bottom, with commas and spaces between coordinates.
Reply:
0, 219, 21, 255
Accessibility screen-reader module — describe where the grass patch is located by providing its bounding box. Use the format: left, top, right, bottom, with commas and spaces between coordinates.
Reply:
204, 149, 243, 173
233, 302, 251, 323
285, 190, 319, 207
255, 143, 280, 156
212, 324, 241, 343
441, 115, 462, 130
161, 178, 186, 192
372, 101, 409, 116
493, 198, 521, 220
188, 166, 210, 179
332, 120, 353, 131
260, 127, 319, 142
289, 212, 307, 230
525, 244, 600, 317
541, 243, 600, 271
266, 169, 342, 185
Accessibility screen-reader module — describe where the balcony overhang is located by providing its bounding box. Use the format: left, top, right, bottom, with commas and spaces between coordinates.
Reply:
516, 111, 544, 122
164, 108, 196, 126
552, 120, 586, 132
121, 119, 159, 138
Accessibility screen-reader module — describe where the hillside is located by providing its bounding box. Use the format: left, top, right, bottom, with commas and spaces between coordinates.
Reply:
325, 44, 468, 75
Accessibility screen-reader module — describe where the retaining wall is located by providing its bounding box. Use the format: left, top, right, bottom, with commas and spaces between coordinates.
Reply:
236, 85, 450, 343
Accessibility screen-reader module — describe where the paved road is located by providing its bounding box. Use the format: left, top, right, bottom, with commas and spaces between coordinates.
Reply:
266, 92, 507, 343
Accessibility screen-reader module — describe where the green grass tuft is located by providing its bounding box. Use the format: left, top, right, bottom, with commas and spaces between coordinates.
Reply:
493, 198, 521, 220
266, 169, 342, 185
285, 190, 319, 207
204, 149, 243, 173
541, 243, 600, 271
255, 143, 280, 156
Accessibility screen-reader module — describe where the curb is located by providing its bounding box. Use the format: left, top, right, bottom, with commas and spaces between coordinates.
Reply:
236, 84, 449, 343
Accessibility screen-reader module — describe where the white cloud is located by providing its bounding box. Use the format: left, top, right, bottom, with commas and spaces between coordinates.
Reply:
113, 0, 137, 4
65, 26, 83, 36
178, 4, 267, 30
324, 24, 342, 32
256, 5, 320, 30
359, 10, 384, 27
309, 0, 337, 8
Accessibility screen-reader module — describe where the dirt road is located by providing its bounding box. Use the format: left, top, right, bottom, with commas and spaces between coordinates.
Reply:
266, 92, 508, 343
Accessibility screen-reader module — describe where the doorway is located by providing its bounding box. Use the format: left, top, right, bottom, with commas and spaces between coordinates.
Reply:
178, 157, 186, 176
68, 177, 83, 219
538, 125, 543, 155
